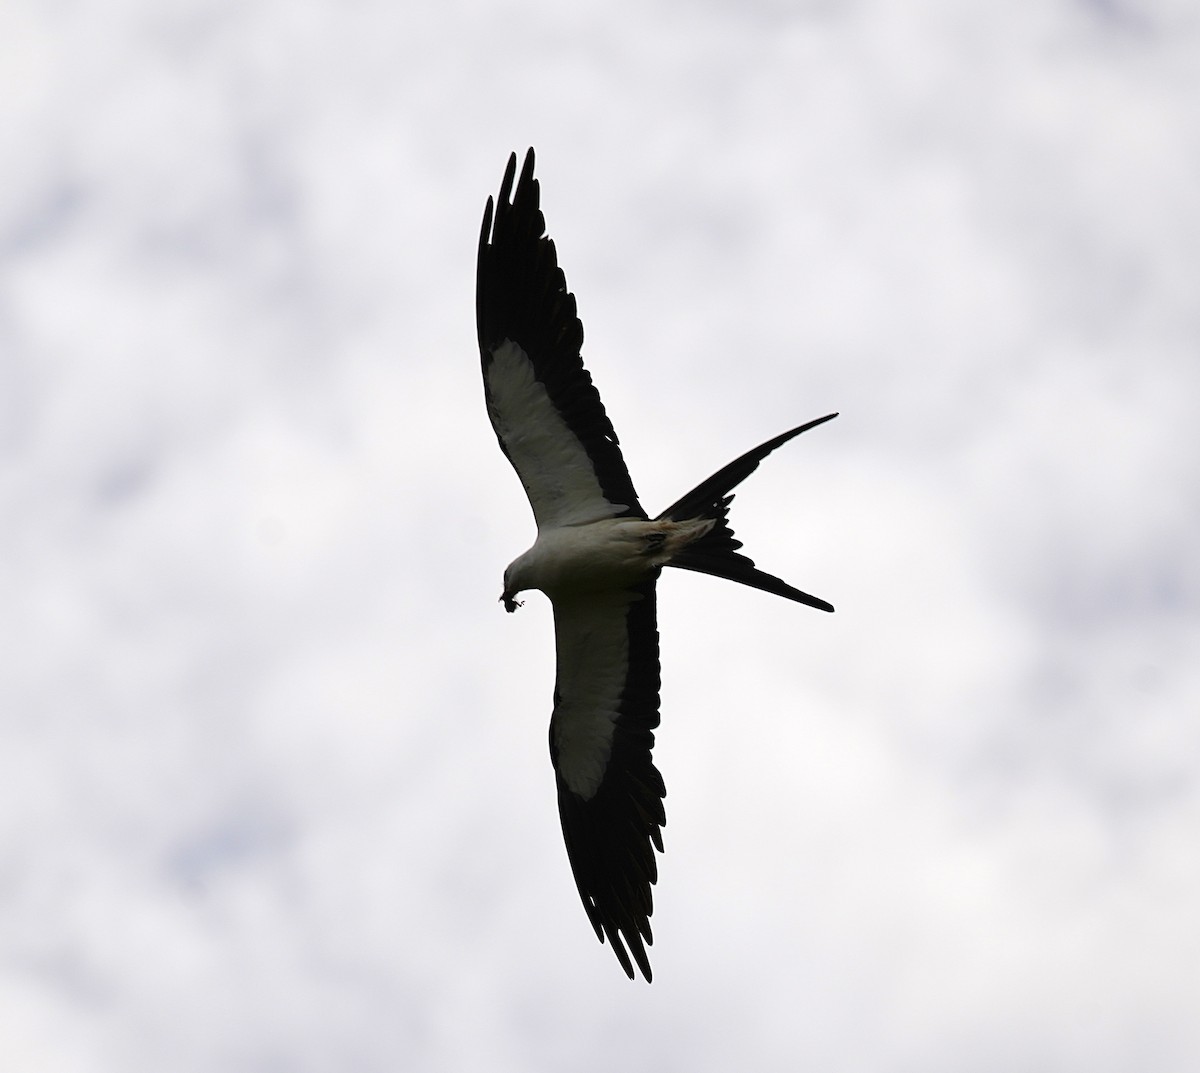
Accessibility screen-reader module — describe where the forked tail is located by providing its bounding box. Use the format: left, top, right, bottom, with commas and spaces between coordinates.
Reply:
655, 413, 837, 612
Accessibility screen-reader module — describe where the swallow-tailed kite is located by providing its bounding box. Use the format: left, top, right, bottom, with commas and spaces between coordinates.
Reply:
476, 149, 835, 981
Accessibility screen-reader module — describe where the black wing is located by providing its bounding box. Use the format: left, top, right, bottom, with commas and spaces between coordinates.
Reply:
549, 577, 666, 981
477, 149, 646, 529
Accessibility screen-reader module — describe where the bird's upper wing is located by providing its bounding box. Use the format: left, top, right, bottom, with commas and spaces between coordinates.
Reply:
476, 149, 646, 531
549, 577, 666, 981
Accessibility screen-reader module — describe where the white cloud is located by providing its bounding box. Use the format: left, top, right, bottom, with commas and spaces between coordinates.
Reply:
2, 0, 1197, 1069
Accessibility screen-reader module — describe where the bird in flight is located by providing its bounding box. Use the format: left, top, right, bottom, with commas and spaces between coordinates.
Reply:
476, 149, 835, 981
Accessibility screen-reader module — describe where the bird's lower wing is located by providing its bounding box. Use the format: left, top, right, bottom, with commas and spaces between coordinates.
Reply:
549, 578, 665, 981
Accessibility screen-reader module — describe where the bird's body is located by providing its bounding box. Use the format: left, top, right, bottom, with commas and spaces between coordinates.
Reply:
503, 516, 714, 606
476, 149, 835, 981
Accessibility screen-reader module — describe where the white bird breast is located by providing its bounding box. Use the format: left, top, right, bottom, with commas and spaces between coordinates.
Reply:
509, 520, 658, 599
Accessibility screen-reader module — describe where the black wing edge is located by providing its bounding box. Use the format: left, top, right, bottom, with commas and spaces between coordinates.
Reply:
658, 415, 837, 613
552, 576, 666, 982
476, 149, 646, 519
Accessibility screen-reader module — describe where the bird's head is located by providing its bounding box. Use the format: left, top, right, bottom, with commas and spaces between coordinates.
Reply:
500, 563, 524, 613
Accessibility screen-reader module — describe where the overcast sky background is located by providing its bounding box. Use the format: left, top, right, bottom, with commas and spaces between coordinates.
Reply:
3, 0, 1199, 1069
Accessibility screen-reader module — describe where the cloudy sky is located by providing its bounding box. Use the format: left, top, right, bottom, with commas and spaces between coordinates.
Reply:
3, 0, 1198, 1069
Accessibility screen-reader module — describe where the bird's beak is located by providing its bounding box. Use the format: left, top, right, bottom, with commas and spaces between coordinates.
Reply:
501, 593, 523, 613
